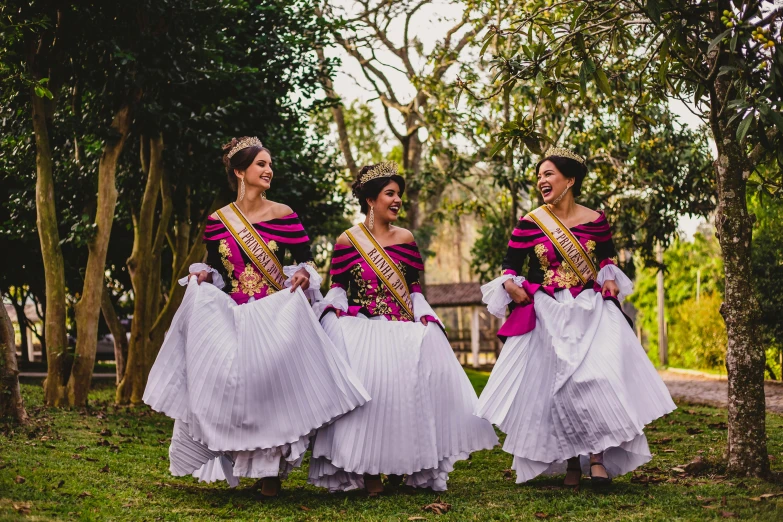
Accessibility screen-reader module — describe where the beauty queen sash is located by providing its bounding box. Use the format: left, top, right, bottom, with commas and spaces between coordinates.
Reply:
527, 205, 597, 285
215, 203, 286, 291
345, 223, 414, 319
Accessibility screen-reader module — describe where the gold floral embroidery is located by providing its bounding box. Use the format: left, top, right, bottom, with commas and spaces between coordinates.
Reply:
535, 243, 555, 286
554, 264, 579, 289
237, 263, 267, 296
585, 240, 596, 255
218, 239, 234, 275
351, 263, 373, 309
267, 240, 278, 252
610, 255, 619, 265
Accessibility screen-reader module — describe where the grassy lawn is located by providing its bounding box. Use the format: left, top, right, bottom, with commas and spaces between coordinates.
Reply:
2, 369, 782, 521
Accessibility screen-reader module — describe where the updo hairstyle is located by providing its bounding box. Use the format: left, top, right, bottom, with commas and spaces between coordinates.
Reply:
351, 164, 406, 214
535, 155, 587, 197
221, 137, 271, 191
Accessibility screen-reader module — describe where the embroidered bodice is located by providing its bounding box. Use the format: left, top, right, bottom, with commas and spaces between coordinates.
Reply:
502, 211, 618, 294
204, 213, 314, 304
329, 241, 424, 321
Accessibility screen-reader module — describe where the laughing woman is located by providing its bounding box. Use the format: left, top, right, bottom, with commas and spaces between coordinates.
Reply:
143, 137, 369, 497
308, 162, 498, 494
475, 147, 675, 488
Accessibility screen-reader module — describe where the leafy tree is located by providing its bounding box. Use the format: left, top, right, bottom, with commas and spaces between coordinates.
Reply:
464, 0, 782, 478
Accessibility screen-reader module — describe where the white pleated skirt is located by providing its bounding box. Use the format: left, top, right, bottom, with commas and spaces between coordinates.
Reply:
308, 314, 499, 492
475, 289, 676, 483
143, 280, 370, 485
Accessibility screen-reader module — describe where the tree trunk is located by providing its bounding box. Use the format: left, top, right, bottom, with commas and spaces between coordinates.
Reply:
117, 135, 171, 404
1, 293, 28, 425
67, 104, 132, 406
316, 46, 359, 179
31, 89, 69, 407
101, 286, 128, 385
10, 297, 32, 367
711, 75, 769, 477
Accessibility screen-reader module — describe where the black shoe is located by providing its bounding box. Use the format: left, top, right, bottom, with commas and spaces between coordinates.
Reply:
589, 462, 612, 488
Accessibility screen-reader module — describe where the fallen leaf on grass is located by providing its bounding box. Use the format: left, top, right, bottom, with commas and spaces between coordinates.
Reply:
15, 475, 25, 484
100, 429, 112, 437
663, 449, 677, 453
721, 512, 736, 518
650, 437, 672, 445
100, 465, 109, 473
122, 503, 133, 508
76, 445, 87, 451
72, 454, 81, 460
300, 506, 311, 511
85, 457, 98, 462
686, 428, 703, 435
749, 492, 783, 501
696, 496, 717, 503
708, 422, 728, 430
502, 469, 514, 480
684, 457, 709, 474
55, 480, 65, 489
671, 467, 686, 473
535, 513, 550, 519
77, 491, 92, 499
422, 498, 451, 515
408, 517, 426, 521
13, 502, 31, 515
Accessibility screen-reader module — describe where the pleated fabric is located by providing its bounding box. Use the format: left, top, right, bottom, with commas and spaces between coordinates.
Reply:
475, 289, 675, 483
143, 279, 370, 485
309, 314, 498, 492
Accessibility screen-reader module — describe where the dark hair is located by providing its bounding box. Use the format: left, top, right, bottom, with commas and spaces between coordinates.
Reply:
351, 164, 406, 214
221, 137, 271, 191
535, 155, 587, 197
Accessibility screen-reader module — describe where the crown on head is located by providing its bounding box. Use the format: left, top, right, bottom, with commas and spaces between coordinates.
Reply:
543, 146, 585, 165
359, 161, 399, 185
227, 136, 263, 159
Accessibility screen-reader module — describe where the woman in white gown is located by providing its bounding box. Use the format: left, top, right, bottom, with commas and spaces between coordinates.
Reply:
308, 162, 498, 494
143, 137, 369, 496
476, 147, 675, 488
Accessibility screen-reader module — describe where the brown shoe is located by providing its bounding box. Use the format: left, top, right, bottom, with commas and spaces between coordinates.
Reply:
364, 474, 384, 495
260, 476, 281, 497
564, 457, 582, 488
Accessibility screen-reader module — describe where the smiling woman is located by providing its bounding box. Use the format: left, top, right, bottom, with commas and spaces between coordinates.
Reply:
307, 162, 498, 494
476, 145, 675, 489
141, 136, 370, 498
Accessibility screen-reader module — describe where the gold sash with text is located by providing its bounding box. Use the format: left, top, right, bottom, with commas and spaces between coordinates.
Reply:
345, 224, 414, 318
215, 203, 286, 291
527, 205, 597, 285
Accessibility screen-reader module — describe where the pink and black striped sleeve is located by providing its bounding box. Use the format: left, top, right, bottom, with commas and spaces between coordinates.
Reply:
576, 212, 617, 268
255, 213, 314, 264
386, 242, 426, 293
501, 217, 543, 276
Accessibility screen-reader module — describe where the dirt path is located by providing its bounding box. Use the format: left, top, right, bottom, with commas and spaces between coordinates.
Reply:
659, 369, 783, 414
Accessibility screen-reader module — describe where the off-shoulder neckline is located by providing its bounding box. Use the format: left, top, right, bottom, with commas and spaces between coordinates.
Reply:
335, 241, 418, 250
521, 209, 606, 229
208, 212, 298, 224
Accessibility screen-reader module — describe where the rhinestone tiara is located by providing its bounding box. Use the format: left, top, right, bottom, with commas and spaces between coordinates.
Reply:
227, 137, 263, 159
543, 146, 585, 165
359, 161, 399, 185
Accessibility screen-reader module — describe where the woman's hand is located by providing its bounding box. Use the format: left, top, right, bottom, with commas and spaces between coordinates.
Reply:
504, 279, 531, 305
602, 279, 619, 298
289, 267, 311, 293
188, 270, 212, 285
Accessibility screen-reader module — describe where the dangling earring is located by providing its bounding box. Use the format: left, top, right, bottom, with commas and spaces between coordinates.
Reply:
239, 178, 246, 202
369, 207, 374, 230
261, 191, 267, 200
551, 184, 571, 206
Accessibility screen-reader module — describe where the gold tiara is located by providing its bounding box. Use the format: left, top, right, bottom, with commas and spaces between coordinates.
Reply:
227, 136, 263, 159
359, 161, 399, 185
543, 146, 585, 165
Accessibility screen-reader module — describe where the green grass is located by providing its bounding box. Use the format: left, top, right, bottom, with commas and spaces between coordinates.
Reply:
2, 370, 782, 521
